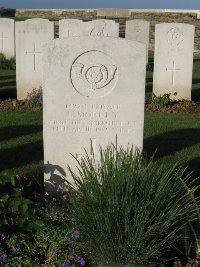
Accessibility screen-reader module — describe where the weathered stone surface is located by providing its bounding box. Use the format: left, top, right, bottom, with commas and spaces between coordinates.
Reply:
59, 19, 119, 37
153, 23, 195, 100
0, 18, 15, 58
43, 37, 146, 192
125, 20, 150, 62
15, 19, 54, 100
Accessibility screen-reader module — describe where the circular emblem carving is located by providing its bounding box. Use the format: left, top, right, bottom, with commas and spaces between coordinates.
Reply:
70, 50, 118, 98
167, 27, 184, 47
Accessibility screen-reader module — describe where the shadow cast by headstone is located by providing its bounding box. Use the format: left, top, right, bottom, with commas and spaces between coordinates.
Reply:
193, 58, 200, 63
144, 128, 200, 159
0, 74, 16, 80
44, 161, 67, 192
184, 157, 200, 180
0, 125, 42, 141
0, 88, 16, 99
192, 88, 200, 102
0, 141, 43, 171
192, 78, 200, 85
0, 81, 16, 88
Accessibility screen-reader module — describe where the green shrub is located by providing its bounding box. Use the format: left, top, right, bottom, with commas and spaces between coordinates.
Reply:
68, 145, 200, 267
152, 93, 177, 108
0, 7, 15, 17
0, 173, 86, 266
0, 52, 16, 70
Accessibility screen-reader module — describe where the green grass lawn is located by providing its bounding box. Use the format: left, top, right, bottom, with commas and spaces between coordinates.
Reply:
0, 69, 16, 99
0, 53, 200, 182
0, 110, 200, 182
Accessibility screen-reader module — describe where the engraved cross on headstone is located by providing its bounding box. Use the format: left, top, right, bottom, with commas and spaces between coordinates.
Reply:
166, 60, 181, 87
0, 32, 8, 51
25, 43, 42, 71
76, 138, 97, 160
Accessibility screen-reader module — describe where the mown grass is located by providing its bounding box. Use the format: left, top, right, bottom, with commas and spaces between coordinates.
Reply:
0, 69, 16, 99
0, 110, 43, 183
144, 112, 200, 177
0, 110, 200, 182
0, 52, 200, 182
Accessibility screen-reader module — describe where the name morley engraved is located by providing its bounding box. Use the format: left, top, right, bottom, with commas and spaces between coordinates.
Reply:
49, 103, 137, 134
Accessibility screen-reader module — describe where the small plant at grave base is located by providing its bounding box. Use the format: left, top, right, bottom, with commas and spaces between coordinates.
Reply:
68, 145, 200, 267
24, 87, 43, 109
152, 92, 178, 108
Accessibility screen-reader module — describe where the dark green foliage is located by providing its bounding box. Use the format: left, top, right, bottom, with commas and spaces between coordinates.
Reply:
152, 93, 177, 108
69, 145, 199, 267
0, 6, 15, 17
0, 53, 16, 70
0, 172, 44, 233
0, 174, 83, 266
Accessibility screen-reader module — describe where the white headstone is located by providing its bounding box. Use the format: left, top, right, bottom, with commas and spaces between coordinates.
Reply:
0, 18, 15, 59
125, 20, 150, 62
153, 23, 195, 100
43, 37, 146, 192
15, 19, 54, 100
59, 19, 119, 38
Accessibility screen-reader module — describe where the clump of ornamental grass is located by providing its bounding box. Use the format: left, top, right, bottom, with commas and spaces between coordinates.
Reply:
68, 145, 200, 267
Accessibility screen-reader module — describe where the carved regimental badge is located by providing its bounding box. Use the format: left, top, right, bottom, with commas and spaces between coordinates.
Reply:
167, 27, 184, 47
70, 50, 118, 98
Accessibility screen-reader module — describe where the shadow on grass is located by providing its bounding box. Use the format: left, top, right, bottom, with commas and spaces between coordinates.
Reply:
0, 88, 16, 99
0, 125, 42, 141
0, 141, 43, 171
192, 78, 200, 84
145, 77, 153, 94
0, 75, 16, 80
0, 81, 16, 88
184, 157, 200, 178
144, 128, 200, 160
192, 88, 200, 102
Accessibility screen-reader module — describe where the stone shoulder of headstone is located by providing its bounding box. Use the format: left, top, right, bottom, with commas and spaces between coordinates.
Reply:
0, 18, 15, 58
156, 22, 195, 30
153, 23, 195, 100
42, 36, 146, 192
16, 18, 54, 31
0, 18, 14, 25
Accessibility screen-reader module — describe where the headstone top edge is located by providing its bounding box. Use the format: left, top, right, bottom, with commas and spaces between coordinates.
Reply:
155, 23, 195, 29
17, 18, 54, 25
43, 36, 146, 49
126, 19, 150, 24
0, 18, 14, 22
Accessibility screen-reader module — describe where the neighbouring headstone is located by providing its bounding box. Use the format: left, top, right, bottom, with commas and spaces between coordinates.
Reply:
153, 23, 195, 100
125, 20, 150, 62
59, 19, 119, 38
43, 37, 146, 192
0, 18, 15, 59
15, 19, 54, 100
